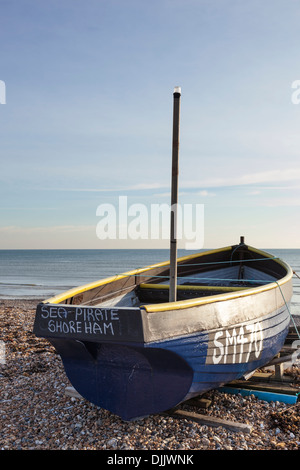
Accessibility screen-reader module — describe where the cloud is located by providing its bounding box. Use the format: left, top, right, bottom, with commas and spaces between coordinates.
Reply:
54, 182, 164, 193
263, 197, 300, 207
46, 168, 300, 194
181, 168, 300, 189
247, 190, 261, 196
197, 190, 216, 197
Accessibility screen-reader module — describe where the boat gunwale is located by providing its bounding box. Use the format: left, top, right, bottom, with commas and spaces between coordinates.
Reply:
41, 245, 233, 305
41, 245, 293, 311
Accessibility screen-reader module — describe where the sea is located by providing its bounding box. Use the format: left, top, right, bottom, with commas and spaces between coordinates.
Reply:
0, 248, 300, 318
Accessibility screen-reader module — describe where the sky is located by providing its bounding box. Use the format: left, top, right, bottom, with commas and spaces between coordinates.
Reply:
1, 0, 300, 249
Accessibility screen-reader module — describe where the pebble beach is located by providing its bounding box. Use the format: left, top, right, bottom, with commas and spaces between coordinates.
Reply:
1, 299, 299, 452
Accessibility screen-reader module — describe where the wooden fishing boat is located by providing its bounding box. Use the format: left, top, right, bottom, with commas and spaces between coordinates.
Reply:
33, 240, 293, 420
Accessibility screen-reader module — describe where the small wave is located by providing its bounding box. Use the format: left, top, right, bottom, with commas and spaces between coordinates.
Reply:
0, 282, 74, 289
0, 282, 42, 287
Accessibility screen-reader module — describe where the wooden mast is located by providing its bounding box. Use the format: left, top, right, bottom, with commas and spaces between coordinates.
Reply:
169, 86, 181, 302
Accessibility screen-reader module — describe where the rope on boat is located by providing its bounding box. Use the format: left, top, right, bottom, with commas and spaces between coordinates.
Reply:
175, 256, 279, 268
132, 273, 274, 284
290, 271, 300, 343
276, 280, 300, 342
293, 270, 300, 280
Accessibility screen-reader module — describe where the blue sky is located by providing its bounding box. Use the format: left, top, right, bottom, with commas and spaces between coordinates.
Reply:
1, 0, 300, 249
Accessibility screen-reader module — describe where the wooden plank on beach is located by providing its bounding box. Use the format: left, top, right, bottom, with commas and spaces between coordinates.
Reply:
227, 379, 299, 396
251, 371, 273, 380
65, 386, 83, 399
185, 397, 212, 408
164, 408, 252, 434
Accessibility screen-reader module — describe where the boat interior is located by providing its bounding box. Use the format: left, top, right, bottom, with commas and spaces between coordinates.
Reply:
57, 244, 287, 309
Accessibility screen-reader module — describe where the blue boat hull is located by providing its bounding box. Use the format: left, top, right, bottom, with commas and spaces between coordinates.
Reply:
50, 304, 290, 421
51, 339, 194, 420
150, 306, 290, 399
